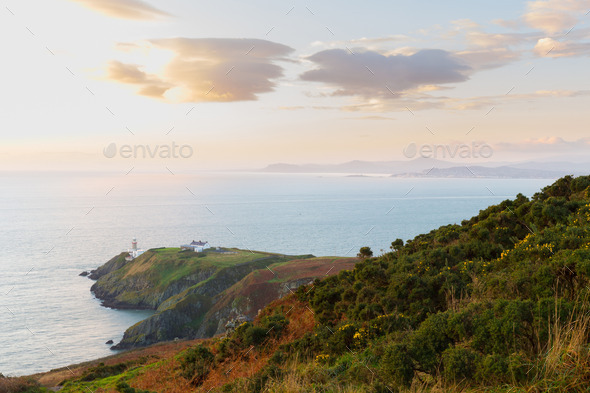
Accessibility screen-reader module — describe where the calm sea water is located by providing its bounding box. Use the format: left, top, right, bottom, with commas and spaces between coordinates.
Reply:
0, 171, 553, 375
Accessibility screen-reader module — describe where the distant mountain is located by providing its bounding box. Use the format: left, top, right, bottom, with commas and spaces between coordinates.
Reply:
391, 165, 567, 179
262, 158, 458, 174
510, 161, 590, 175
261, 159, 590, 178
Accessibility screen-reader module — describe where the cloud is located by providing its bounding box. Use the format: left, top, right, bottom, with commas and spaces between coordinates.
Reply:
534, 37, 590, 57
492, 19, 523, 30
106, 61, 172, 97
465, 31, 537, 49
300, 48, 471, 99
524, 0, 590, 34
354, 115, 395, 121
70, 0, 171, 20
455, 48, 521, 71
311, 35, 412, 51
495, 137, 590, 154
313, 89, 590, 113
278, 106, 305, 111
107, 38, 294, 102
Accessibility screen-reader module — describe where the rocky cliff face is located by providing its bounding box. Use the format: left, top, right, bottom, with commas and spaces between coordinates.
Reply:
111, 255, 287, 349
194, 259, 357, 338
89, 248, 341, 349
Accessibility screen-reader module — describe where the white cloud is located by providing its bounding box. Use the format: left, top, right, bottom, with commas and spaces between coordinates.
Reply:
495, 137, 590, 154
524, 0, 590, 34
70, 0, 171, 20
534, 37, 590, 57
107, 38, 294, 102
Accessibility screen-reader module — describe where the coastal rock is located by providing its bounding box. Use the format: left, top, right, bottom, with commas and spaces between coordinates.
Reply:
90, 248, 355, 349
112, 294, 211, 349
105, 340, 113, 345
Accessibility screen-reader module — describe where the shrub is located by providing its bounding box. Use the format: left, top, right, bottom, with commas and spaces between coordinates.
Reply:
0, 376, 44, 393
441, 346, 480, 382
115, 381, 155, 393
382, 343, 414, 387
357, 247, 373, 259
180, 344, 214, 385
475, 354, 509, 383
246, 364, 283, 393
81, 362, 128, 381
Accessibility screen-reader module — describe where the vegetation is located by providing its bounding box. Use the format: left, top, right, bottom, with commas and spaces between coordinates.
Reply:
91, 248, 318, 348
0, 373, 47, 393
29, 175, 590, 392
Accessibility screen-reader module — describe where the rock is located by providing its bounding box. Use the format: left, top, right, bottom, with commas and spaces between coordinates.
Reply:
105, 340, 113, 344
79, 271, 89, 277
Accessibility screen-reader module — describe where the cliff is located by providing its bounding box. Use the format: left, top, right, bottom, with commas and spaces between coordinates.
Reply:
90, 247, 356, 349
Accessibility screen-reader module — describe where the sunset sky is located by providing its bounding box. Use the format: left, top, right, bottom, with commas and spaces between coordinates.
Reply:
1, 0, 589, 171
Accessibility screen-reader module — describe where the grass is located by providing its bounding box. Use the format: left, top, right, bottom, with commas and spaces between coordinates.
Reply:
0, 375, 47, 392
145, 248, 269, 288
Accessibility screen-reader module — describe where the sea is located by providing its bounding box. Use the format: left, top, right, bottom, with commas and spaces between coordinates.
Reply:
0, 171, 553, 376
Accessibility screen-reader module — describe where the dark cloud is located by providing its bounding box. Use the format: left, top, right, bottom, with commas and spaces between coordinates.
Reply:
300, 48, 471, 98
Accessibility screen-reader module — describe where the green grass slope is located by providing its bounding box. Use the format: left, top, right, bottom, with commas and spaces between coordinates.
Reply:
91, 248, 271, 310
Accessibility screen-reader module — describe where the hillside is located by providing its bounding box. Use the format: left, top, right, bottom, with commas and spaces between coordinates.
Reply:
8, 174, 590, 393
89, 248, 356, 349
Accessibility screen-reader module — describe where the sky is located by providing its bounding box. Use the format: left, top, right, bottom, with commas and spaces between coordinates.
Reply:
0, 0, 589, 171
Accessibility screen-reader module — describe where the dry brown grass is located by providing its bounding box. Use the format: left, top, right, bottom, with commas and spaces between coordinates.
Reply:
534, 307, 590, 391
0, 375, 41, 393
123, 296, 316, 393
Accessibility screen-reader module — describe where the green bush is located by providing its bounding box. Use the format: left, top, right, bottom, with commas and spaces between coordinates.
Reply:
441, 346, 480, 382
115, 381, 155, 393
382, 343, 414, 387
80, 362, 128, 382
180, 344, 214, 385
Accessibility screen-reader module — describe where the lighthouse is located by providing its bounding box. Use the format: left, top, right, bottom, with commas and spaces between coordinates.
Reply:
126, 237, 145, 260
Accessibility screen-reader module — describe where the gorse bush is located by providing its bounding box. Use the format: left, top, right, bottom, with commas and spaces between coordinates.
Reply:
216, 312, 290, 363
180, 344, 214, 385
272, 175, 590, 391
80, 362, 129, 382
114, 381, 155, 393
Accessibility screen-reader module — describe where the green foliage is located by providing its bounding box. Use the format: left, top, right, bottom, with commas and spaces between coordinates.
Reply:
441, 346, 480, 382
246, 364, 283, 393
288, 175, 590, 391
390, 238, 404, 252
357, 246, 373, 259
80, 362, 129, 382
180, 344, 214, 385
382, 343, 414, 387
115, 381, 155, 393
216, 313, 290, 363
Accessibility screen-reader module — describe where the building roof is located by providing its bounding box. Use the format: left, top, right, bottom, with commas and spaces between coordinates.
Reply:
190, 240, 209, 246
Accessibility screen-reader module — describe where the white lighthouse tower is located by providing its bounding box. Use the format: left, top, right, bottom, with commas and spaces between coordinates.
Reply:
126, 237, 145, 260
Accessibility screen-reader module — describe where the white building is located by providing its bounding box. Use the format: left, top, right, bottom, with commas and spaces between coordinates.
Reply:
180, 240, 211, 253
126, 237, 145, 260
